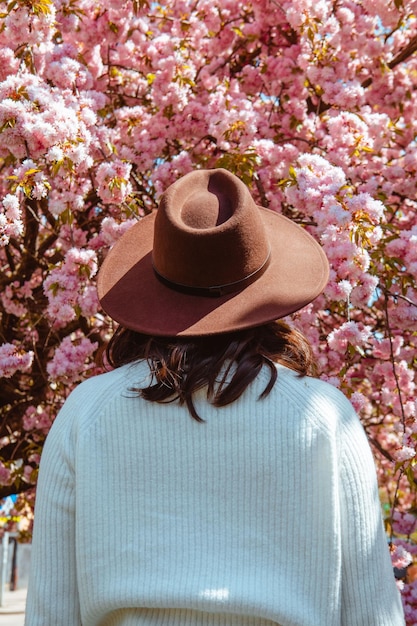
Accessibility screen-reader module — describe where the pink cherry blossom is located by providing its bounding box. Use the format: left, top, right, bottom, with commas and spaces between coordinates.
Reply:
47, 335, 98, 383
391, 543, 413, 570
0, 343, 34, 378
0, 193, 22, 245
0, 3, 416, 615
96, 160, 133, 205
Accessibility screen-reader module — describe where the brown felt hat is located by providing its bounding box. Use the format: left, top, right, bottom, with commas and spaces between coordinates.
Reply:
97, 168, 329, 336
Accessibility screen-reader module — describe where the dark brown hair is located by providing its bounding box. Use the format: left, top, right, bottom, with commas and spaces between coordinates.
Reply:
105, 320, 317, 422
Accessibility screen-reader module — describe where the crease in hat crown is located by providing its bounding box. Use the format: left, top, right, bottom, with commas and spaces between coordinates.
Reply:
152, 168, 271, 293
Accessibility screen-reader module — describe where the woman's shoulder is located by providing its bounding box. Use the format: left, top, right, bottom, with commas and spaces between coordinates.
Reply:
275, 363, 351, 401
71, 361, 146, 397
52, 361, 148, 429
269, 364, 359, 431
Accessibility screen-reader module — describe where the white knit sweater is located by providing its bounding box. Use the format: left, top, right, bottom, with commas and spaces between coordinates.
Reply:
25, 362, 405, 626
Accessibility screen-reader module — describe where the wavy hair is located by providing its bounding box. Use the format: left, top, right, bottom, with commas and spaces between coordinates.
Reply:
104, 320, 317, 422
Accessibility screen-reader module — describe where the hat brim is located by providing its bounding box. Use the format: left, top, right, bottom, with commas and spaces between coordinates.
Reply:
97, 207, 329, 336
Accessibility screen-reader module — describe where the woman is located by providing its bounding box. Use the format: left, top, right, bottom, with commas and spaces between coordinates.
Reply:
25, 168, 405, 625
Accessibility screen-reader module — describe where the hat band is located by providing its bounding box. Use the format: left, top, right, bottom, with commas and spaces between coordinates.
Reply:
153, 250, 271, 298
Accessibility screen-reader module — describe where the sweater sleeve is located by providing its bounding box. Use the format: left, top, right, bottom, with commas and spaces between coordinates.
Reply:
339, 405, 405, 625
24, 398, 81, 626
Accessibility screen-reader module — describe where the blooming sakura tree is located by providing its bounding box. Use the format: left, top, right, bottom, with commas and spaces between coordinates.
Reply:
1, 0, 417, 616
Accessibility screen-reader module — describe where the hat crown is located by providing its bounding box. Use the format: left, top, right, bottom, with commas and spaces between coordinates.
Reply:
180, 187, 234, 229
152, 169, 270, 290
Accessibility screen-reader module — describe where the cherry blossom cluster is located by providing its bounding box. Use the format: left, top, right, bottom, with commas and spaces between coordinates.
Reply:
43, 247, 98, 328
46, 334, 98, 383
0, 343, 33, 379
0, 194, 23, 245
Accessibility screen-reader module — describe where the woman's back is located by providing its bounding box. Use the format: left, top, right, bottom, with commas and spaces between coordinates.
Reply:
26, 360, 403, 625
